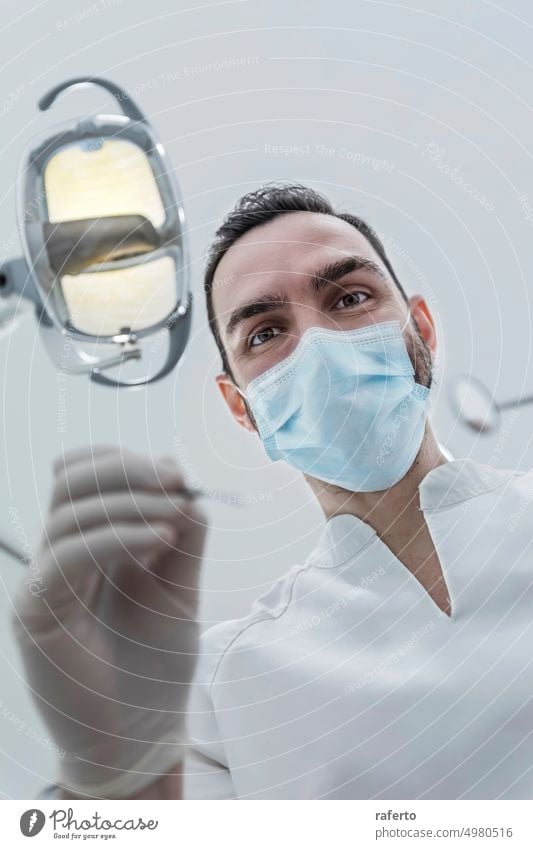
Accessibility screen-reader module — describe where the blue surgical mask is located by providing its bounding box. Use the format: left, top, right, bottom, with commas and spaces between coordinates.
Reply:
238, 320, 431, 492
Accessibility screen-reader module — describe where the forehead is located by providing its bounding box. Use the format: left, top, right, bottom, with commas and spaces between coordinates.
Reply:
211, 211, 387, 322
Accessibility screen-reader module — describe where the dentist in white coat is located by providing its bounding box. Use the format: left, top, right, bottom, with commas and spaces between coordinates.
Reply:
13, 183, 533, 801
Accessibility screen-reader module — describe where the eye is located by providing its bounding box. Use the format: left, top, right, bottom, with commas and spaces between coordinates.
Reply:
248, 326, 283, 348
333, 290, 369, 310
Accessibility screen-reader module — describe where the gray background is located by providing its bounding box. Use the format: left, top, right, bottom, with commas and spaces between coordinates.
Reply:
1, 0, 532, 798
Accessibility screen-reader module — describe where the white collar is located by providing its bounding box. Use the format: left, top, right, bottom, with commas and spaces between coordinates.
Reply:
309, 458, 515, 569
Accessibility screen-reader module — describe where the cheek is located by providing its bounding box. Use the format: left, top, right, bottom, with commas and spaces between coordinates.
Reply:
238, 343, 295, 386
407, 331, 433, 386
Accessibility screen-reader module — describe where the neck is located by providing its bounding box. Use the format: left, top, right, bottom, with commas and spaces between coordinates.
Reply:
309, 426, 448, 542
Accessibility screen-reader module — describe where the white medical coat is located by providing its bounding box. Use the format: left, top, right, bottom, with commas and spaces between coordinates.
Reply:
184, 458, 533, 799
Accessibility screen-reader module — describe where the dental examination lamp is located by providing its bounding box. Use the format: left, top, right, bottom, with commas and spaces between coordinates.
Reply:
449, 374, 528, 434
0, 76, 192, 389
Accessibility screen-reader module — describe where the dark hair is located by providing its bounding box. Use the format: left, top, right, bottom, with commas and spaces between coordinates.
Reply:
204, 182, 407, 378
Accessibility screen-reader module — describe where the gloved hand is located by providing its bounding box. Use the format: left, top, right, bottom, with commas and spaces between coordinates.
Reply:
11, 445, 208, 798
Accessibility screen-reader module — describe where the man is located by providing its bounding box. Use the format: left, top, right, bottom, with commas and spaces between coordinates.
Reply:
13, 184, 533, 801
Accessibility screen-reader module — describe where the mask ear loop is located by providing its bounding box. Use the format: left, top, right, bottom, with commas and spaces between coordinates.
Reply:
233, 382, 251, 405
399, 310, 412, 333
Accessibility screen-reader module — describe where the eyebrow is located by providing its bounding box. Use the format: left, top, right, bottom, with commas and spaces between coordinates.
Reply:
224, 254, 388, 340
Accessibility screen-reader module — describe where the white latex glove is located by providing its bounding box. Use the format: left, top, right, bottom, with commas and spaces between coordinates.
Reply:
11, 445, 208, 798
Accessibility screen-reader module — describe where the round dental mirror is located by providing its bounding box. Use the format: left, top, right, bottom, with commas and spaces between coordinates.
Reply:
449, 374, 501, 434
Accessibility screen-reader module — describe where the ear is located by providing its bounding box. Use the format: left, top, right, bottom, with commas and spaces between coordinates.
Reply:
215, 373, 256, 433
408, 295, 437, 358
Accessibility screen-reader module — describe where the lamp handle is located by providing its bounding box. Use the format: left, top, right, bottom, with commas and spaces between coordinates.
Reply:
38, 77, 148, 124
89, 293, 194, 389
